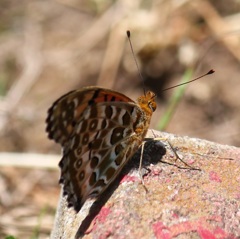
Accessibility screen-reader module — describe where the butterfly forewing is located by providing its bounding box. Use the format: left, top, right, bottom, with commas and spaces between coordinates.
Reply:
46, 87, 134, 147
46, 87, 156, 212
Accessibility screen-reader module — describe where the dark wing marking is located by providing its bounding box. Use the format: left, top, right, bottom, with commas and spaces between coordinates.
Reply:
46, 87, 134, 147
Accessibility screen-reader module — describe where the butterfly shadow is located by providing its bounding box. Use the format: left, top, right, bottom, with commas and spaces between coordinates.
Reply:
75, 139, 167, 238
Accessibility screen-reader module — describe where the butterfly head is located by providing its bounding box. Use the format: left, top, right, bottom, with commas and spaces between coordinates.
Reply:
137, 91, 157, 115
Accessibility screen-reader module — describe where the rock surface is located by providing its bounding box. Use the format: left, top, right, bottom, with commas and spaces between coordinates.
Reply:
51, 130, 240, 239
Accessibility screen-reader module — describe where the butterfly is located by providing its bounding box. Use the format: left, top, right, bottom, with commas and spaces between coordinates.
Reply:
46, 86, 156, 212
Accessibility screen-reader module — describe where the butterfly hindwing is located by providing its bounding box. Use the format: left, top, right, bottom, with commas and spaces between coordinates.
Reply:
59, 101, 145, 211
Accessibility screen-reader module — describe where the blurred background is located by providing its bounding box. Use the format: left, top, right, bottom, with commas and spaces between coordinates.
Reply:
0, 0, 240, 238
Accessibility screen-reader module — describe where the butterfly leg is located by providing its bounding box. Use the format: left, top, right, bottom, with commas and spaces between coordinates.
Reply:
137, 139, 167, 192
138, 141, 149, 192
167, 141, 201, 171
145, 137, 201, 171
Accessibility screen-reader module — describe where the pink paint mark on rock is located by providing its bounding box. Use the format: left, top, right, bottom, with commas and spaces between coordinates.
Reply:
151, 168, 162, 176
235, 193, 240, 200
120, 175, 138, 183
197, 226, 217, 239
187, 159, 195, 165
172, 212, 179, 219
152, 222, 171, 239
86, 207, 111, 235
97, 207, 111, 223
198, 227, 236, 239
209, 171, 222, 183
152, 216, 236, 239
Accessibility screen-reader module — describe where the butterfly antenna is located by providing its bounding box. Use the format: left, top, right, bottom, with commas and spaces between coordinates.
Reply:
162, 69, 215, 92
127, 30, 146, 95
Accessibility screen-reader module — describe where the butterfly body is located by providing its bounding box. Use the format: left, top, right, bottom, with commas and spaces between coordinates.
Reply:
46, 87, 156, 212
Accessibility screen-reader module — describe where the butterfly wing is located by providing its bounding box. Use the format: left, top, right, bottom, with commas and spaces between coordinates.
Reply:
46, 87, 135, 147
46, 87, 150, 212
59, 101, 146, 211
